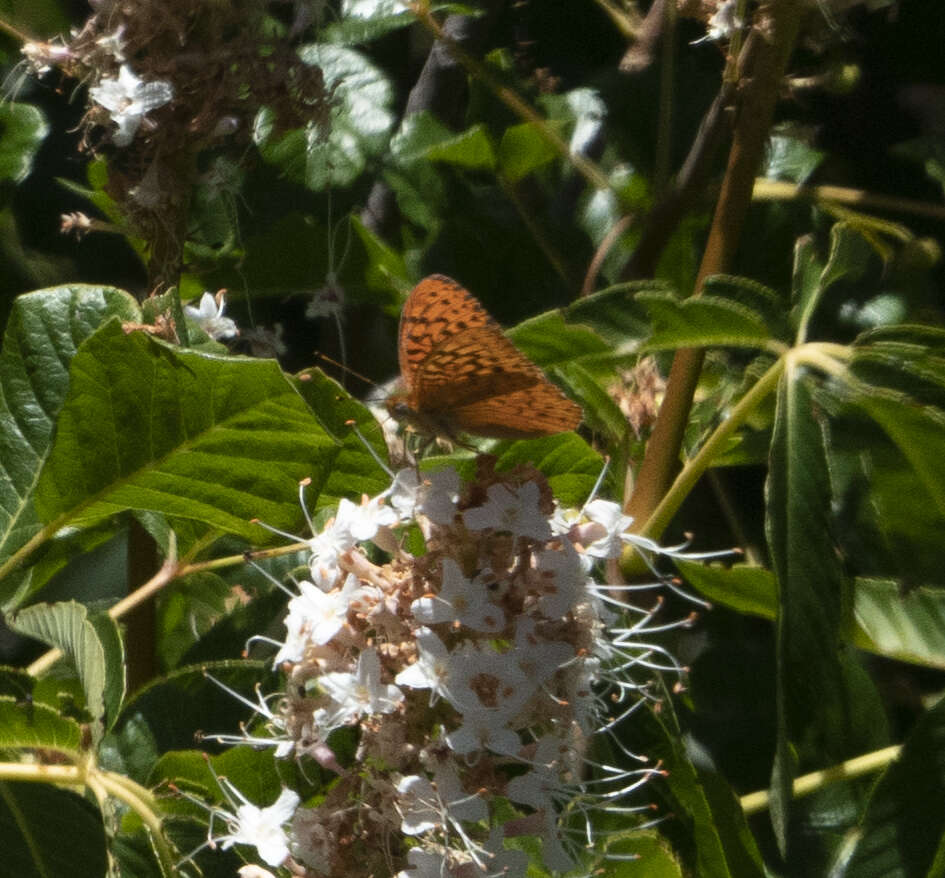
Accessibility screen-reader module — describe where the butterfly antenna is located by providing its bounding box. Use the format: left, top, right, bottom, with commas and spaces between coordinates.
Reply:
313, 352, 377, 390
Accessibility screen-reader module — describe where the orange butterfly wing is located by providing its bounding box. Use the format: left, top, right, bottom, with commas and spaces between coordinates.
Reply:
392, 275, 581, 439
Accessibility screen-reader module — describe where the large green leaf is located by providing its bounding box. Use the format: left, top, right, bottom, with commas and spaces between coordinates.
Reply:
0, 782, 107, 878
0, 286, 140, 608
838, 697, 945, 877
0, 695, 83, 755
679, 562, 945, 671
34, 321, 342, 541
766, 367, 852, 852
637, 291, 774, 350
7, 601, 125, 736
623, 699, 765, 878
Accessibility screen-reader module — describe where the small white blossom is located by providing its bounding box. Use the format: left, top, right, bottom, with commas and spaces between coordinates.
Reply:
582, 498, 635, 558
89, 64, 173, 146
388, 467, 460, 524
510, 618, 574, 688
338, 494, 397, 542
411, 558, 505, 633
396, 764, 487, 835
316, 647, 404, 730
273, 574, 364, 666
533, 537, 586, 618
394, 848, 449, 878
444, 643, 532, 755
184, 291, 239, 341
463, 481, 551, 540
213, 786, 299, 867
306, 275, 345, 319
394, 627, 453, 701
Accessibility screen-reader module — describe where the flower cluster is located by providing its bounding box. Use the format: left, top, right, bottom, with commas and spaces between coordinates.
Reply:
205, 457, 700, 876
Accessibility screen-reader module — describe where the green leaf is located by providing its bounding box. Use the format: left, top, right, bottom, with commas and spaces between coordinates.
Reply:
388, 111, 456, 166
0, 103, 49, 184
322, 0, 417, 44
839, 697, 945, 877
0, 286, 140, 609
626, 699, 765, 878
677, 564, 945, 671
498, 122, 557, 182
35, 321, 341, 542
766, 368, 852, 851
848, 392, 945, 519
563, 282, 656, 348
292, 367, 390, 506
106, 661, 275, 784
764, 129, 827, 183
701, 274, 791, 341
7, 600, 125, 735
0, 695, 83, 755
425, 123, 497, 170
637, 291, 774, 350
852, 578, 945, 670
563, 360, 632, 453
0, 781, 107, 878
676, 561, 778, 620
256, 44, 394, 190
508, 309, 612, 366
351, 215, 411, 294
850, 326, 945, 410
794, 224, 872, 343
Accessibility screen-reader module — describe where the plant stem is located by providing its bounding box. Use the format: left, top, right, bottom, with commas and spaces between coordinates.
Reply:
636, 351, 785, 544
740, 744, 902, 815
754, 178, 945, 222
625, 1, 806, 528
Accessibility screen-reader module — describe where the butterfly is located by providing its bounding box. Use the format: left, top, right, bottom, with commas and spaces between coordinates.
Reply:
385, 275, 582, 440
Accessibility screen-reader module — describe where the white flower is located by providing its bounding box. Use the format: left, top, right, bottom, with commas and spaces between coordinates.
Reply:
419, 467, 461, 524
337, 495, 397, 542
463, 481, 551, 541
473, 828, 529, 878
394, 848, 449, 878
315, 647, 404, 730
273, 574, 364, 666
396, 762, 487, 836
388, 467, 460, 524
184, 291, 239, 340
89, 64, 173, 146
216, 787, 300, 867
305, 275, 345, 319
510, 617, 574, 688
394, 627, 453, 701
411, 558, 505, 633
444, 643, 532, 756
582, 498, 634, 558
532, 538, 586, 618
705, 0, 741, 41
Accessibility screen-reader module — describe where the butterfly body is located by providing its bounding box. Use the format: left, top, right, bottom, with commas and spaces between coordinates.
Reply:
386, 275, 581, 440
